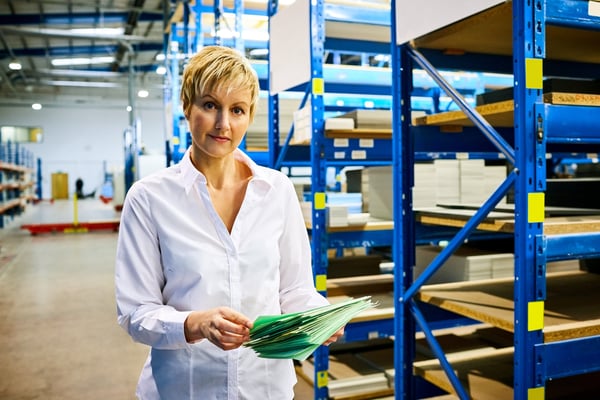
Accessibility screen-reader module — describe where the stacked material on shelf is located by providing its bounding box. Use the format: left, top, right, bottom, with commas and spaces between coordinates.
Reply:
476, 77, 600, 106
363, 160, 507, 218
339, 109, 392, 129
415, 245, 513, 284
434, 159, 460, 205
414, 162, 437, 208
363, 165, 394, 220
415, 245, 579, 284
300, 192, 366, 228
458, 159, 487, 205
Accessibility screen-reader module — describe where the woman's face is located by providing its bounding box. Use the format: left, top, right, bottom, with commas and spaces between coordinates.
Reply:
186, 84, 252, 161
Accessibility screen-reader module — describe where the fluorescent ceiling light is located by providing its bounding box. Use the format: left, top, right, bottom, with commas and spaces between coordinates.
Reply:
69, 27, 125, 36
137, 89, 149, 98
51, 56, 115, 66
155, 66, 167, 75
8, 60, 22, 70
32, 103, 42, 110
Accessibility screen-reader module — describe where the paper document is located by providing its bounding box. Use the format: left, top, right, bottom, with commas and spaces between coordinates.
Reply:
244, 296, 375, 361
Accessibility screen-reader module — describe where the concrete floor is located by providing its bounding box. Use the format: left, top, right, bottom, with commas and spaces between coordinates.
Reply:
0, 200, 148, 400
0, 200, 323, 400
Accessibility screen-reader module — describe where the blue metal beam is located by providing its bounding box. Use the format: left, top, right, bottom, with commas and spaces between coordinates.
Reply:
544, 104, 600, 144
545, 232, 600, 261
545, 0, 600, 30
536, 335, 600, 380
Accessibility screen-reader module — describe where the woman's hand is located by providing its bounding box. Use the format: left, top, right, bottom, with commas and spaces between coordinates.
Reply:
323, 326, 345, 346
184, 307, 253, 350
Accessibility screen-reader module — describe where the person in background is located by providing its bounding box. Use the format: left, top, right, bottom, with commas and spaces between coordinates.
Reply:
114, 45, 344, 400
74, 177, 95, 199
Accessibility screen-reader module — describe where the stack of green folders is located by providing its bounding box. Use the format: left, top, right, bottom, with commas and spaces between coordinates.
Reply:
244, 296, 375, 361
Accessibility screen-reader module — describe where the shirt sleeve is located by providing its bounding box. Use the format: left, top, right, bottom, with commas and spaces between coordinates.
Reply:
114, 182, 191, 350
277, 177, 329, 314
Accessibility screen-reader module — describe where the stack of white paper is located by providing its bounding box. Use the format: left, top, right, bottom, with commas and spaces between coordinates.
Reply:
459, 159, 486, 204
484, 165, 508, 205
434, 159, 460, 205
413, 162, 437, 208
364, 166, 393, 220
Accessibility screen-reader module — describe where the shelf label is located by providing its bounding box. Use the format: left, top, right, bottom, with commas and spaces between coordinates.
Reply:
525, 58, 543, 89
590, 1, 600, 17
528, 386, 545, 400
334, 151, 346, 159
359, 139, 374, 148
351, 150, 367, 160
312, 78, 324, 95
333, 138, 349, 147
317, 370, 328, 388
527, 192, 545, 223
528, 300, 544, 331
314, 192, 326, 210
315, 274, 327, 292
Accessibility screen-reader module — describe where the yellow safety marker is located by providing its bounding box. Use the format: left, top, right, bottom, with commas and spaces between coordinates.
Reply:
525, 58, 543, 89
317, 371, 328, 388
314, 192, 326, 210
312, 78, 324, 95
528, 300, 544, 331
528, 386, 545, 400
315, 274, 327, 292
73, 194, 79, 225
528, 192, 545, 223
64, 194, 88, 233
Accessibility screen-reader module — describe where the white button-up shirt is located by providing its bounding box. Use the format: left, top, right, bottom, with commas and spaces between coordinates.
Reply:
115, 148, 328, 400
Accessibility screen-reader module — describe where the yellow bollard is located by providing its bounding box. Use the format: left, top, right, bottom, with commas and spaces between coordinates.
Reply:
64, 193, 88, 233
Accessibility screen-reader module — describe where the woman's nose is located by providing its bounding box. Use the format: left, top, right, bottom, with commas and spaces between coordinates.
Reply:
215, 111, 230, 130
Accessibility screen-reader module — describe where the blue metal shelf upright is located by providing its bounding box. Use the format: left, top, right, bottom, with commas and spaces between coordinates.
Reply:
392, 1, 600, 399
268, 0, 398, 398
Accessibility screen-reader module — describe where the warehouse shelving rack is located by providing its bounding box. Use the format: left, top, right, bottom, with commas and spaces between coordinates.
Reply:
0, 141, 35, 228
267, 0, 399, 398
391, 1, 600, 399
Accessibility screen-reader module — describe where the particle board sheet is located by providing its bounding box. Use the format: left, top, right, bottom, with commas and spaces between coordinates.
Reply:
417, 270, 600, 342
297, 342, 395, 399
413, 96, 600, 128
411, 2, 600, 65
325, 128, 392, 139
414, 346, 600, 400
415, 206, 600, 235
306, 218, 394, 232
327, 274, 395, 323
413, 100, 515, 128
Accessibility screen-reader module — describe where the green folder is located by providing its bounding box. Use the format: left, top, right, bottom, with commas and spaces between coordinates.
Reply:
244, 296, 375, 360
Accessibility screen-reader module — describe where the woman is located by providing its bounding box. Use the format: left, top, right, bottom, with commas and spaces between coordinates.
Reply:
115, 45, 343, 399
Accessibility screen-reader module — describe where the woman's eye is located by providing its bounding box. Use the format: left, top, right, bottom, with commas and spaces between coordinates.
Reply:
232, 107, 244, 115
203, 102, 216, 110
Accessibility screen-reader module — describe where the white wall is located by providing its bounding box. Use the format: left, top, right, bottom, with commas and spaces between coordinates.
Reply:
0, 101, 166, 200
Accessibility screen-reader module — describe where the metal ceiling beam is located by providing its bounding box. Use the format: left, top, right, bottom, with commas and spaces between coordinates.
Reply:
0, 43, 162, 58
0, 11, 163, 25
0, 26, 160, 42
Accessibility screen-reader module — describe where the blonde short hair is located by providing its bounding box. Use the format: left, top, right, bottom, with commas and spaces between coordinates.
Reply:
180, 45, 260, 121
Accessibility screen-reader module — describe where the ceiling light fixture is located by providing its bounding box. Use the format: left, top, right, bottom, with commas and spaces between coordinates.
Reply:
32, 103, 42, 110
69, 27, 125, 36
155, 66, 167, 75
137, 89, 149, 98
51, 56, 115, 67
8, 60, 22, 70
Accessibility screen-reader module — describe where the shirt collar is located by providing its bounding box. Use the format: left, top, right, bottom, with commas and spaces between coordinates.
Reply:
179, 147, 272, 194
